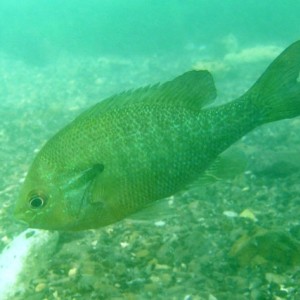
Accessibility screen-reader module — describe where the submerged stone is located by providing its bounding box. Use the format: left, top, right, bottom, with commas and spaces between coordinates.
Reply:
230, 228, 300, 269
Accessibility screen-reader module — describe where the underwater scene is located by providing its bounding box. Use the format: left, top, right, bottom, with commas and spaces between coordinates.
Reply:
1, 0, 300, 299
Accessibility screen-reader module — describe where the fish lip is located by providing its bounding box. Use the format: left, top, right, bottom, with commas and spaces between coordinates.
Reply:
13, 212, 30, 228
14, 206, 40, 228
15, 219, 29, 227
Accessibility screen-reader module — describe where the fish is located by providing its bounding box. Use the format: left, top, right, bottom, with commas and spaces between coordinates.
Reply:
14, 41, 300, 231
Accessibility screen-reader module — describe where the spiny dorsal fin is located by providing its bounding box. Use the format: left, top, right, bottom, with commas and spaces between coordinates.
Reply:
79, 70, 217, 119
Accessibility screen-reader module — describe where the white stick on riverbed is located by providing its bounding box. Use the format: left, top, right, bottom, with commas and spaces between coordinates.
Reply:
0, 229, 58, 300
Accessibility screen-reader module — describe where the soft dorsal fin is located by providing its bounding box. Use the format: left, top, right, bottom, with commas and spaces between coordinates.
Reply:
159, 70, 217, 109
78, 70, 217, 119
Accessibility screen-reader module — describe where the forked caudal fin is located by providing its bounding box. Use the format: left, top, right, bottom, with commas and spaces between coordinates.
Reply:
244, 40, 300, 123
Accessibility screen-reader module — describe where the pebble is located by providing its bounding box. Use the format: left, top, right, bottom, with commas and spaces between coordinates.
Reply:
239, 208, 257, 221
91, 240, 98, 247
265, 273, 285, 285
120, 241, 129, 248
35, 282, 46, 292
160, 273, 172, 285
223, 210, 238, 218
155, 264, 170, 270
1, 236, 10, 244
52, 290, 60, 299
68, 268, 78, 277
135, 249, 149, 258
150, 275, 160, 283
154, 220, 166, 227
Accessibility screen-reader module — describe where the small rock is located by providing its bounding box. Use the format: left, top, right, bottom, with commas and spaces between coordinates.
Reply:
120, 241, 129, 248
1, 236, 10, 244
208, 294, 218, 300
154, 264, 170, 270
160, 273, 172, 285
35, 282, 46, 292
154, 220, 166, 227
239, 208, 257, 221
68, 267, 78, 277
223, 210, 238, 218
135, 249, 149, 258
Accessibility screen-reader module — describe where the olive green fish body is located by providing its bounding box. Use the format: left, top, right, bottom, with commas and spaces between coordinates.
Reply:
15, 41, 300, 230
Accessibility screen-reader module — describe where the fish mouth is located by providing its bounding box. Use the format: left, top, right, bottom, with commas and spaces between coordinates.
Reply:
13, 205, 29, 225
14, 208, 41, 229
14, 217, 30, 228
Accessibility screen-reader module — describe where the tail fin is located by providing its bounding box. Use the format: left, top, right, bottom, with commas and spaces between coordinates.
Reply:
245, 40, 300, 123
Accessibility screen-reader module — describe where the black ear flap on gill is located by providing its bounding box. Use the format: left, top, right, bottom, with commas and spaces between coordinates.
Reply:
81, 163, 105, 203
81, 164, 104, 182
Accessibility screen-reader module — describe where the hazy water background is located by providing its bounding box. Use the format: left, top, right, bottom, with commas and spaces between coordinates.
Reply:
1, 1, 300, 299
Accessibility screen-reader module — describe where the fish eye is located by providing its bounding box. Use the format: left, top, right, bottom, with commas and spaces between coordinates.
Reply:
28, 193, 47, 209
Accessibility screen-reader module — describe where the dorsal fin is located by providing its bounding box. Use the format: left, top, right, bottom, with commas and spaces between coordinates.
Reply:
78, 70, 217, 119
159, 70, 217, 109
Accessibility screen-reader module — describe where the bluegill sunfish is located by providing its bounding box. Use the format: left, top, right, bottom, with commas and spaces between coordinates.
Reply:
14, 41, 300, 231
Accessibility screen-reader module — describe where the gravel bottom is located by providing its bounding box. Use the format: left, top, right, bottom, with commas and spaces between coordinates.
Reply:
1, 48, 300, 300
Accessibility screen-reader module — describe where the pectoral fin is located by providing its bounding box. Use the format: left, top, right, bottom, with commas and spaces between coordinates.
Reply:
79, 164, 106, 204
193, 147, 247, 186
65, 163, 105, 217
